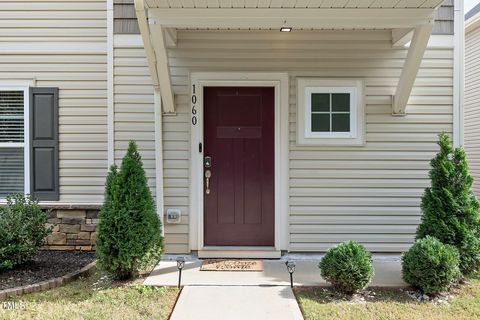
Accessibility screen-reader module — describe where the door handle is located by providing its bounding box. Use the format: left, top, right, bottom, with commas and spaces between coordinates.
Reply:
205, 169, 212, 195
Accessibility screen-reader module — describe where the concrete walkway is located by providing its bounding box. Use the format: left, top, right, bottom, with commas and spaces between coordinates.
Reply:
170, 286, 303, 320
147, 255, 405, 320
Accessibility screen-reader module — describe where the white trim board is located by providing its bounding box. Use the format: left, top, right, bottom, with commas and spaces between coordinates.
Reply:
113, 33, 452, 48
188, 72, 290, 253
107, 0, 114, 166
453, 0, 464, 147
0, 79, 36, 87
198, 249, 281, 259
154, 90, 165, 236
113, 34, 144, 48
149, 8, 436, 29
426, 35, 454, 48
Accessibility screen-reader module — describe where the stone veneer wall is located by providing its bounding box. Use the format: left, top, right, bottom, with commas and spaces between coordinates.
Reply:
43, 208, 100, 251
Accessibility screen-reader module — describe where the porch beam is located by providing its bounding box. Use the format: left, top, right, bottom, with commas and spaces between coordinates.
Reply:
148, 8, 435, 29
134, 0, 175, 113
134, 0, 159, 88
393, 22, 434, 115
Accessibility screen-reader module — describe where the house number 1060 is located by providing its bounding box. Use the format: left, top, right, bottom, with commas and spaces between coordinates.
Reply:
191, 84, 197, 125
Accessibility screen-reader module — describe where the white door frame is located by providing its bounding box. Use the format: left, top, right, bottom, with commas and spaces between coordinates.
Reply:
189, 72, 289, 252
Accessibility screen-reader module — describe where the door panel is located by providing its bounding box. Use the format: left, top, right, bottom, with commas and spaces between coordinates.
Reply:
204, 87, 275, 246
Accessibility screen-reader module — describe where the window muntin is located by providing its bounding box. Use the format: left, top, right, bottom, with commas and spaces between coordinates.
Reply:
304, 86, 357, 139
0, 88, 29, 198
310, 93, 351, 133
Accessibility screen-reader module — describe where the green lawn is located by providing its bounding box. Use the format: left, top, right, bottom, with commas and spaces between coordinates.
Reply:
295, 276, 480, 320
0, 270, 179, 320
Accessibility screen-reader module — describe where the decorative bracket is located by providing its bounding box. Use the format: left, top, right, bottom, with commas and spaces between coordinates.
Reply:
134, 0, 175, 113
392, 22, 434, 116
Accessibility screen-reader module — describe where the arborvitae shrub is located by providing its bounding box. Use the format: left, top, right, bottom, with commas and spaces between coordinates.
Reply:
319, 241, 374, 294
402, 236, 460, 295
416, 133, 480, 275
96, 141, 163, 279
0, 194, 52, 270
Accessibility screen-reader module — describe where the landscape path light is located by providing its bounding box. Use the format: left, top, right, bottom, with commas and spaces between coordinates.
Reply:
176, 257, 186, 288
285, 261, 296, 288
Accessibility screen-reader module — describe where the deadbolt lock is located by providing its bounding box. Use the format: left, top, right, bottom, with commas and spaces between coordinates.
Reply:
204, 156, 212, 168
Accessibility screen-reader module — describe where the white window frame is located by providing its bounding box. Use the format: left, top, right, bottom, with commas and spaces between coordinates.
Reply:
0, 86, 30, 198
297, 78, 365, 146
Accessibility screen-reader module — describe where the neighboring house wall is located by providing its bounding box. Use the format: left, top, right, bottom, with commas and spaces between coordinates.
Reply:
0, 0, 108, 203
465, 15, 480, 196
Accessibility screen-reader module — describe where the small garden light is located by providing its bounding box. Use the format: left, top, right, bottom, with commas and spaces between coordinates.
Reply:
285, 261, 296, 288
176, 257, 185, 288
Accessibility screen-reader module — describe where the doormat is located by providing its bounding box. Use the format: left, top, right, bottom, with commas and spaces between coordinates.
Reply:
200, 259, 264, 272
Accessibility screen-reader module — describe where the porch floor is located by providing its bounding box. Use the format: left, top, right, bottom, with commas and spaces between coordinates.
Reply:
144, 254, 405, 287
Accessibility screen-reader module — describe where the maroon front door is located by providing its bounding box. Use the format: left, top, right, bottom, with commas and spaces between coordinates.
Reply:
204, 87, 275, 246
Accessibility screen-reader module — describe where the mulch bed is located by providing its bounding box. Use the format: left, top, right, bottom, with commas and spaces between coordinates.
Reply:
0, 250, 95, 290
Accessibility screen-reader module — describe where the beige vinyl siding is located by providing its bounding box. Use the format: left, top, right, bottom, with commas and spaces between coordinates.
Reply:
465, 24, 480, 196
168, 29, 453, 252
0, 0, 108, 203
114, 38, 190, 254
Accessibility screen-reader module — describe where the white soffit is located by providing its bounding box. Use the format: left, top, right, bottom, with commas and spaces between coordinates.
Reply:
144, 0, 443, 9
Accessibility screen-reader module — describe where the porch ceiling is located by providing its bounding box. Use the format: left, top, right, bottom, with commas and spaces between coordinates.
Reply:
144, 0, 443, 9
135, 0, 442, 115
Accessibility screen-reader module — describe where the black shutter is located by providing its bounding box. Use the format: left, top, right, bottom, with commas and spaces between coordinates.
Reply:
30, 88, 59, 201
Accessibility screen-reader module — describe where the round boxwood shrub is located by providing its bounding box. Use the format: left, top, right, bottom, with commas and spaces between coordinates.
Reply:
319, 241, 374, 294
402, 236, 461, 295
